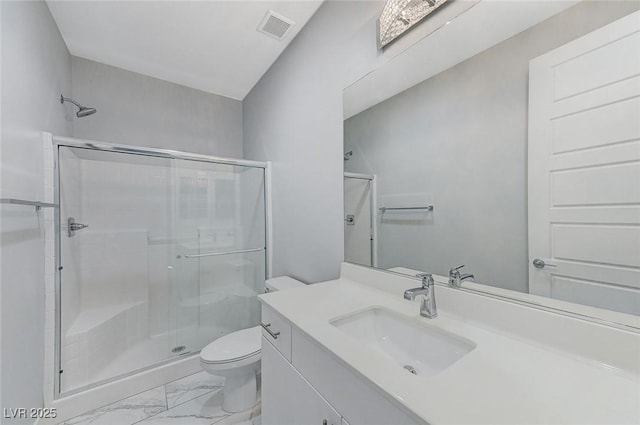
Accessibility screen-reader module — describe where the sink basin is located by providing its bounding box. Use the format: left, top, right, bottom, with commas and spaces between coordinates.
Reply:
330, 307, 475, 377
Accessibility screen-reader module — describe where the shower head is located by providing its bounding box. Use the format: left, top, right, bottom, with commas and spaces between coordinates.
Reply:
76, 106, 97, 117
344, 151, 353, 161
60, 95, 97, 118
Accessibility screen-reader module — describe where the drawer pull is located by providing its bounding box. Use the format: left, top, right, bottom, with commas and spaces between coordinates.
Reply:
261, 322, 280, 339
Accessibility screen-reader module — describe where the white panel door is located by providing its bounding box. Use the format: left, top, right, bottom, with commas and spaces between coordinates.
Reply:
528, 11, 640, 315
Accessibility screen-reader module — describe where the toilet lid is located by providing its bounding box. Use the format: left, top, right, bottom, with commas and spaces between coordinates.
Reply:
201, 325, 261, 364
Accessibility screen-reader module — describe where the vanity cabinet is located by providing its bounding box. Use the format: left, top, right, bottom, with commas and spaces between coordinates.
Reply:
261, 305, 421, 425
262, 336, 341, 425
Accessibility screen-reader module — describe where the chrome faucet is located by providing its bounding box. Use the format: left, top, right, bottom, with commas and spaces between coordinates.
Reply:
404, 273, 437, 319
449, 264, 474, 288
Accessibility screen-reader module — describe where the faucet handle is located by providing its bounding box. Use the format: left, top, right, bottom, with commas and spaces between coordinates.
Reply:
449, 264, 465, 275
416, 273, 433, 288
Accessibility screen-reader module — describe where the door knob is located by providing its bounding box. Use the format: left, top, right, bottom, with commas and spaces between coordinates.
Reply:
532, 258, 557, 269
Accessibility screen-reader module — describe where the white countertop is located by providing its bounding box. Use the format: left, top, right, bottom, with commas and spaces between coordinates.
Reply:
259, 265, 640, 425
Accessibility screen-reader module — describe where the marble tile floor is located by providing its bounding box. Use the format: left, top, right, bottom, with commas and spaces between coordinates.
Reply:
58, 371, 261, 425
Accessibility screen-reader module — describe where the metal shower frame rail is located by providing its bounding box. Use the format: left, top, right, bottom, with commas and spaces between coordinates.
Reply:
51, 135, 269, 168
0, 198, 57, 210
49, 133, 273, 400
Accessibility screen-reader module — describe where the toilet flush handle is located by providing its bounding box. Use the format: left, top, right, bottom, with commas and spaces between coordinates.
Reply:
261, 322, 280, 339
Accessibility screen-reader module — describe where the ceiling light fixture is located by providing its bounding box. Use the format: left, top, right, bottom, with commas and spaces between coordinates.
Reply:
377, 0, 449, 49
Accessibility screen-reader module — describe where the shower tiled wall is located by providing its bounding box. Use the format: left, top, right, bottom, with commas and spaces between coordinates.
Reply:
58, 149, 82, 333
60, 302, 149, 390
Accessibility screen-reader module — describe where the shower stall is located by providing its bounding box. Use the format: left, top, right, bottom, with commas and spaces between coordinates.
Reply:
53, 137, 270, 396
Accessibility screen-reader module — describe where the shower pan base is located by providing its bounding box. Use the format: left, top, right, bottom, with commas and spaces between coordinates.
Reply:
49, 350, 202, 424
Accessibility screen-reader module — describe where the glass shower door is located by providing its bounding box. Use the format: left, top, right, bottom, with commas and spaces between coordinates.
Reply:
57, 146, 175, 393
170, 159, 266, 356
56, 141, 269, 396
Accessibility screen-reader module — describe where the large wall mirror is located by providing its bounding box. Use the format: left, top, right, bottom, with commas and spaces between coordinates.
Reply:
343, 0, 640, 326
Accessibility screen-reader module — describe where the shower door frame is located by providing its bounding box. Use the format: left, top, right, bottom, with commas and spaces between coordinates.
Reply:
344, 172, 378, 268
52, 135, 272, 399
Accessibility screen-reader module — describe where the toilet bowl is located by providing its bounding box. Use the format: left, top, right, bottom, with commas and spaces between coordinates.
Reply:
200, 276, 305, 412
200, 326, 261, 412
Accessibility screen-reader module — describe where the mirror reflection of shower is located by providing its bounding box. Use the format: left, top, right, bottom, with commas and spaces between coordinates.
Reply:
60, 94, 97, 118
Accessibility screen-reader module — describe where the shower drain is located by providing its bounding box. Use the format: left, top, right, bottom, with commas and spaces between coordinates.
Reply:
172, 345, 187, 354
403, 365, 417, 375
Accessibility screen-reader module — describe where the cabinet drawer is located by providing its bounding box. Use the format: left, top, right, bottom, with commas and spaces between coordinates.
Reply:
261, 305, 292, 361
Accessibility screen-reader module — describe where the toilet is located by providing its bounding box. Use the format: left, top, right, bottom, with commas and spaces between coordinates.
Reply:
200, 276, 305, 413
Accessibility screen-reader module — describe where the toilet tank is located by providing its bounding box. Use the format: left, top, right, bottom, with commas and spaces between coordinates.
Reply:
264, 276, 306, 292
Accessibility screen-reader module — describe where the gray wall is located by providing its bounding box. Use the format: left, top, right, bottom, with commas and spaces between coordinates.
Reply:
71, 57, 243, 157
0, 1, 73, 422
243, 1, 411, 283
344, 1, 640, 292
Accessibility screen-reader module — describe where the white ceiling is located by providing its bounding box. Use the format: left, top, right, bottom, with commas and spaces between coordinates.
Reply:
46, 0, 323, 100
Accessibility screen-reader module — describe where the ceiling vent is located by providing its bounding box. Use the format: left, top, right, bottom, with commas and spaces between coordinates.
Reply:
258, 10, 295, 40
